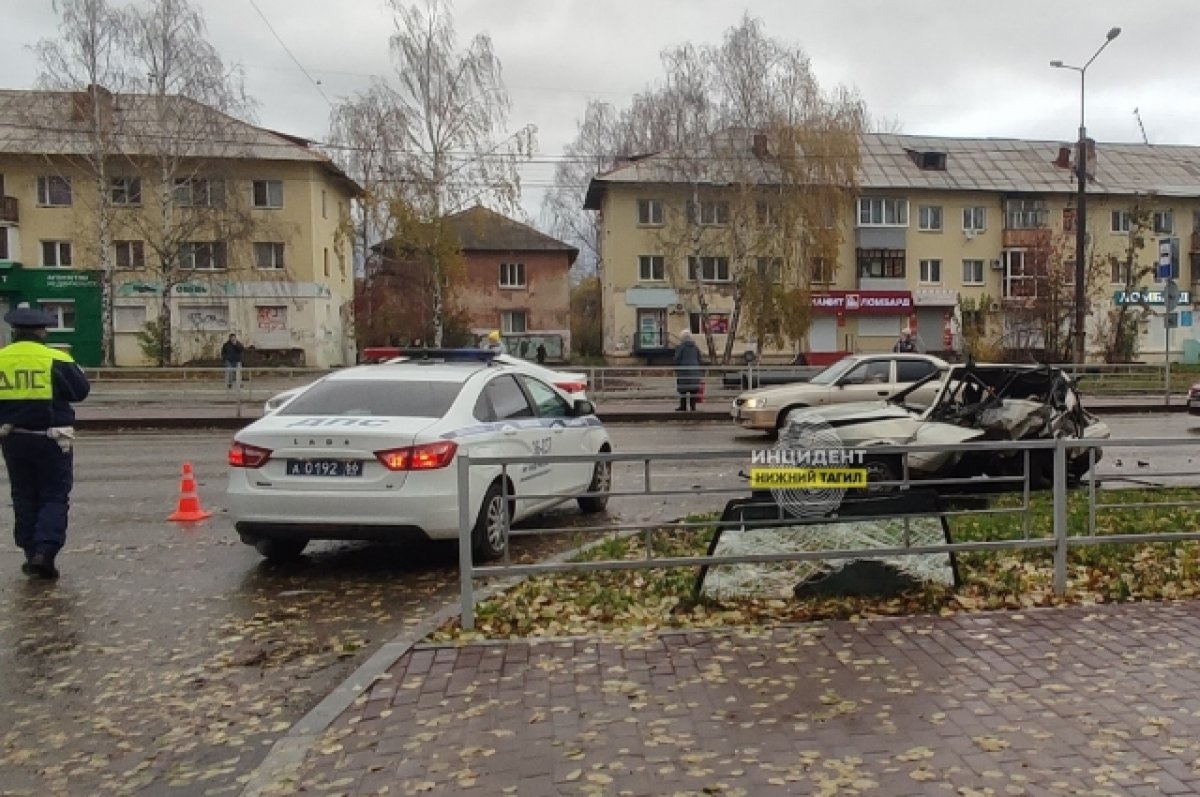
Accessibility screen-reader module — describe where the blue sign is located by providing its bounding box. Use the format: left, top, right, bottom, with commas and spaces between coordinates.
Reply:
1114, 289, 1192, 306
1183, 311, 1194, 328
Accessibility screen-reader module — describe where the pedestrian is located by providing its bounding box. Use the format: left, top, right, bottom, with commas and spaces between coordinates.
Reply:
893, 329, 917, 353
485, 330, 505, 354
0, 305, 90, 579
536, 342, 547, 365
221, 333, 245, 388
673, 330, 703, 411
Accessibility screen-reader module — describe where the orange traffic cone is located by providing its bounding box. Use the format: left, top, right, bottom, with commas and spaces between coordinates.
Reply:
168, 462, 213, 522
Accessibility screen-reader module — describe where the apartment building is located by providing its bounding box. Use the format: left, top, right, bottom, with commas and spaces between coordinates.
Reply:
0, 87, 360, 367
584, 130, 1200, 363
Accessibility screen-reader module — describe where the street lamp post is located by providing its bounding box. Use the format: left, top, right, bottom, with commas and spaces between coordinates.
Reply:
1051, 26, 1121, 365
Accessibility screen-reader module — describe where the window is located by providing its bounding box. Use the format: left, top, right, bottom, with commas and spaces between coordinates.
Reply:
114, 240, 145, 270
480, 375, 533, 420
1154, 211, 1174, 235
280, 379, 463, 419
841, 360, 891, 384
963, 206, 986, 232
1111, 259, 1128, 285
857, 197, 908, 227
0, 228, 8, 260
856, 248, 905, 279
254, 242, 285, 270
110, 176, 142, 206
687, 200, 730, 226
519, 376, 571, 418
918, 205, 943, 232
897, 359, 938, 383
1002, 249, 1039, 298
809, 257, 833, 284
637, 198, 664, 226
686, 256, 730, 282
179, 241, 227, 271
37, 176, 72, 207
919, 259, 942, 283
174, 178, 225, 207
1062, 208, 1076, 233
500, 310, 527, 334
252, 179, 283, 209
962, 259, 985, 285
755, 257, 782, 284
638, 255, 665, 282
41, 241, 72, 268
499, 262, 526, 288
756, 201, 780, 227
689, 312, 730, 335
1005, 199, 1047, 229
38, 300, 76, 331
1111, 210, 1131, 234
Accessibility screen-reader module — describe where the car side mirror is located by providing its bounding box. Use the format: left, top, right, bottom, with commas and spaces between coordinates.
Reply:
572, 399, 595, 417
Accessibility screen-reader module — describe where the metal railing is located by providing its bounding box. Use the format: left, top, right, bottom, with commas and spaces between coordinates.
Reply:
454, 437, 1200, 630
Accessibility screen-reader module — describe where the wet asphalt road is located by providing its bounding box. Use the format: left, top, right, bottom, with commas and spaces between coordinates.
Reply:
1, 414, 1199, 795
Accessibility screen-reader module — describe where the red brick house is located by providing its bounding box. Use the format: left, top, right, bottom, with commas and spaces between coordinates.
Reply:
358, 206, 577, 360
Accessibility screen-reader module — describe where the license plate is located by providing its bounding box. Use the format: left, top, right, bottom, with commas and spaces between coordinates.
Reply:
286, 458, 363, 477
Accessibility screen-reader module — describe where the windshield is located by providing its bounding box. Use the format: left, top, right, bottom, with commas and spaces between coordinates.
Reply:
276, 379, 464, 418
807, 358, 859, 386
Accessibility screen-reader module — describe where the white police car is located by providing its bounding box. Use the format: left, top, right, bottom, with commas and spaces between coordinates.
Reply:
228, 350, 612, 562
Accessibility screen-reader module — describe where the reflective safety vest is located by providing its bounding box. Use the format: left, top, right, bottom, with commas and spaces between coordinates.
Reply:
0, 341, 75, 401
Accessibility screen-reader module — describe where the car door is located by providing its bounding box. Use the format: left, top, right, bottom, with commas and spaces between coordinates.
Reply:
475, 374, 550, 517
896, 358, 944, 408
830, 358, 893, 404
517, 375, 592, 494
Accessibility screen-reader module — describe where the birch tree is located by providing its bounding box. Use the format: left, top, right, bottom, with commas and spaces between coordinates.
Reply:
381, 0, 534, 346
33, 0, 129, 366
559, 14, 865, 363
122, 0, 255, 364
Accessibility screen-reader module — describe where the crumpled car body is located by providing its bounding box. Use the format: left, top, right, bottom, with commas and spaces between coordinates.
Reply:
782, 363, 1111, 487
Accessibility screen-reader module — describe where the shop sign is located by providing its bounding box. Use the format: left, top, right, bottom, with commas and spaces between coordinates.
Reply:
813, 290, 913, 314
1114, 289, 1191, 306
45, 272, 99, 288
174, 283, 210, 295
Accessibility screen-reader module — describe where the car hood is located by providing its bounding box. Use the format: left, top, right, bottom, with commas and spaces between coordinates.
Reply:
739, 382, 827, 401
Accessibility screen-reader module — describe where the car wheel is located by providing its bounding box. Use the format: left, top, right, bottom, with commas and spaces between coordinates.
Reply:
254, 538, 308, 561
472, 481, 510, 562
774, 404, 808, 435
578, 451, 611, 514
862, 456, 900, 492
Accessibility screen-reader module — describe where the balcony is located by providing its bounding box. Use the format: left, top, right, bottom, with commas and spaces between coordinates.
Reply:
0, 196, 16, 224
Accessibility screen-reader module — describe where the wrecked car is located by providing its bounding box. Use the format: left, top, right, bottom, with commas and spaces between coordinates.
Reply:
780, 363, 1111, 489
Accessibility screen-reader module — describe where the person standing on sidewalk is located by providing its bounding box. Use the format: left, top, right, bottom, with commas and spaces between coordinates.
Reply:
0, 306, 90, 579
221, 333, 245, 389
673, 330, 703, 412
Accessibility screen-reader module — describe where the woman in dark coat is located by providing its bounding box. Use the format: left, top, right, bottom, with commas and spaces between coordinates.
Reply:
673, 330, 703, 411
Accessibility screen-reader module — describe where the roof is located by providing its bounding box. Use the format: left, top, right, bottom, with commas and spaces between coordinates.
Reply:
0, 88, 362, 196
328, 361, 491, 383
584, 130, 1200, 207
445, 205, 579, 265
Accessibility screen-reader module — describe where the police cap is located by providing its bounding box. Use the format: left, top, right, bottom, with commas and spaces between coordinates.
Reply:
4, 306, 57, 329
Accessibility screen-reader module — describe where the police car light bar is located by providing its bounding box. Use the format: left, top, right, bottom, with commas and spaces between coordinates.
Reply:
393, 348, 499, 363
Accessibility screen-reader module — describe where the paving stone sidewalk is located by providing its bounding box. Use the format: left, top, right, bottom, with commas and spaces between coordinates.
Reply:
284, 600, 1200, 796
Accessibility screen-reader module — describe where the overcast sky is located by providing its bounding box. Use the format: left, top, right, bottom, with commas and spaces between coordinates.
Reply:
5, 0, 1199, 228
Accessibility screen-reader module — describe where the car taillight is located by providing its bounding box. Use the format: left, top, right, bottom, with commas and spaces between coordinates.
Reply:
229, 441, 272, 468
375, 441, 458, 471
555, 381, 587, 394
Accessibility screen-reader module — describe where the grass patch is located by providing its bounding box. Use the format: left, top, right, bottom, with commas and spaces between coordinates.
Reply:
434, 489, 1200, 641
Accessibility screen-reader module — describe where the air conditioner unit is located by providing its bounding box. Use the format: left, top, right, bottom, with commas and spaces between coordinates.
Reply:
668, 303, 685, 314
989, 259, 1003, 271
964, 229, 977, 240
988, 301, 1002, 312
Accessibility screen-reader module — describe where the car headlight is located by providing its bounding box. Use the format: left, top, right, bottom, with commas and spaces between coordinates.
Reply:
743, 398, 767, 409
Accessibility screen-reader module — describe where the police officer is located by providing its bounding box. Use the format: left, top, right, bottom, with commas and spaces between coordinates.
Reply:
0, 305, 90, 579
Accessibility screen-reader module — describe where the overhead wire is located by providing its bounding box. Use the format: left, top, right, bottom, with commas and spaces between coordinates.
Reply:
245, 0, 333, 109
